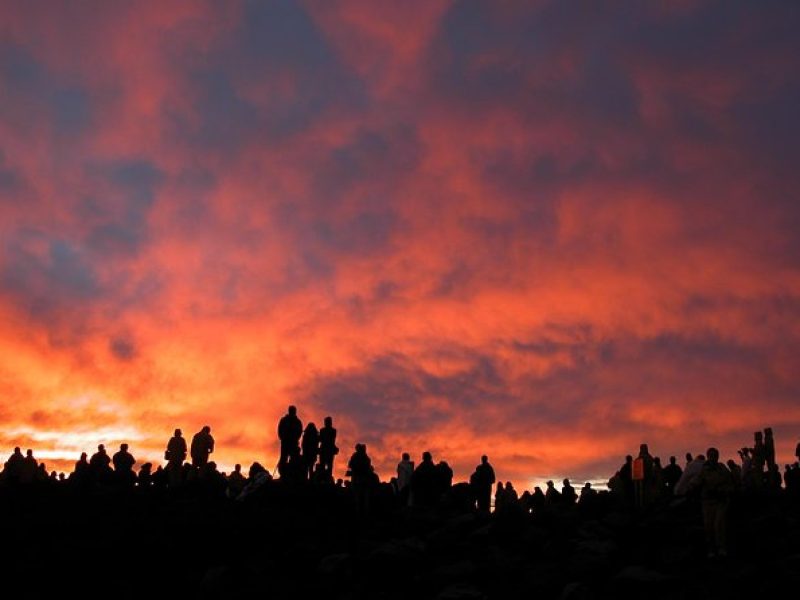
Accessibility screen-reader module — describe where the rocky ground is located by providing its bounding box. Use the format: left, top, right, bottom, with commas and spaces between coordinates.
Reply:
1, 483, 798, 599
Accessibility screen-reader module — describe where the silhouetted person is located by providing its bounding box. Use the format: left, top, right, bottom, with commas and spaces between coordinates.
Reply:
301, 422, 319, 480
531, 486, 546, 512
795, 439, 800, 464
580, 482, 597, 504
411, 451, 438, 508
90, 444, 112, 483
112, 443, 136, 487
676, 454, 706, 496
753, 431, 766, 476
494, 482, 505, 511
562, 478, 577, 505
191, 426, 214, 468
227, 464, 246, 498
504, 481, 518, 505
3, 447, 24, 485
764, 427, 776, 470
663, 456, 683, 494
633, 443, 654, 509
545, 480, 561, 506
278, 406, 303, 471
347, 443, 374, 515
138, 463, 153, 488
72, 452, 91, 487
435, 461, 453, 497
395, 452, 413, 505
20, 449, 38, 484
318, 416, 338, 477
166, 429, 187, 469
471, 455, 495, 514
689, 447, 734, 558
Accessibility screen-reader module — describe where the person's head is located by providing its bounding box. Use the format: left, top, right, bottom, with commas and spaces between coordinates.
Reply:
755, 431, 763, 441
697, 454, 705, 461
546, 480, 554, 488
639, 443, 649, 455
26, 449, 33, 457
80, 452, 87, 460
583, 482, 592, 489
288, 405, 297, 415
202, 425, 211, 434
402, 452, 410, 461
234, 463, 241, 472
654, 456, 661, 466
98, 444, 104, 451
625, 455, 632, 463
306, 422, 316, 431
685, 452, 693, 462
121, 443, 128, 451
706, 448, 719, 464
505, 481, 513, 489
422, 451, 432, 462
563, 478, 570, 486
669, 456, 677, 465
765, 427, 773, 436
13, 446, 20, 454
481, 455, 488, 464
174, 428, 182, 437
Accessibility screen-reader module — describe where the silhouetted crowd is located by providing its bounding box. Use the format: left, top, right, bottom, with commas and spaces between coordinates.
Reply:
2, 409, 800, 558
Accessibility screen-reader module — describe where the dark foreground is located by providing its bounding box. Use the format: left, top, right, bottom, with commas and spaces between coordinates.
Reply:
2, 484, 799, 600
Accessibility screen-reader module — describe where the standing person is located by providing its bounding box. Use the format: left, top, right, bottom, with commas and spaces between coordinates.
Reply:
396, 452, 414, 504
301, 422, 319, 480
318, 416, 338, 479
348, 443, 374, 515
689, 448, 734, 558
764, 427, 776, 472
470, 455, 495, 514
277, 406, 303, 471
112, 443, 136, 487
191, 426, 214, 468
796, 438, 800, 464
165, 429, 187, 487
663, 456, 683, 494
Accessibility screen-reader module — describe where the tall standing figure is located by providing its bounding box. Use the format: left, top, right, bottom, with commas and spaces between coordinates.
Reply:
278, 406, 303, 471
318, 416, 338, 479
191, 426, 215, 468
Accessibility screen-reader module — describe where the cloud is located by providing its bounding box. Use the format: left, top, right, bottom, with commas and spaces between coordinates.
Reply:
0, 0, 799, 485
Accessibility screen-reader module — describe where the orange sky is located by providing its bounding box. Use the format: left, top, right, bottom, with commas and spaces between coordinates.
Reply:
1, 1, 800, 487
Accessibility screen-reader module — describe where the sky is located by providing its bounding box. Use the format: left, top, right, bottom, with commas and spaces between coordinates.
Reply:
1, 0, 800, 487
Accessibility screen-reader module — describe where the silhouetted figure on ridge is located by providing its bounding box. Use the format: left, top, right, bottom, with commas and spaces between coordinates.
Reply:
138, 463, 153, 488
278, 406, 303, 472
562, 478, 577, 505
663, 456, 683, 494
89, 444, 112, 484
397, 452, 414, 505
191, 426, 214, 468
435, 460, 453, 498
411, 451, 437, 508
227, 464, 246, 498
470, 455, 495, 514
3, 447, 24, 485
765, 427, 776, 471
545, 480, 561, 506
633, 443, 654, 509
689, 447, 734, 558
753, 431, 766, 476
112, 443, 136, 487
166, 429, 187, 468
301, 422, 319, 480
795, 438, 800, 464
20, 449, 38, 484
347, 443, 374, 515
318, 416, 338, 478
